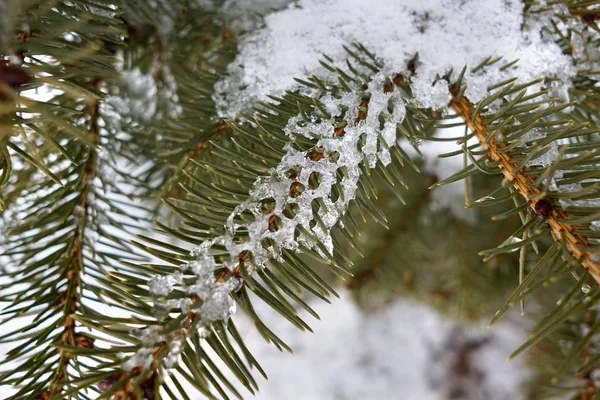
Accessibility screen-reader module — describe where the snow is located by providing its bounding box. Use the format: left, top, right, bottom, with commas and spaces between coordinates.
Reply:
229, 289, 528, 400
528, 1, 600, 75
149, 274, 179, 296
215, 0, 575, 118
164, 339, 183, 369
103, 63, 181, 134
123, 326, 165, 371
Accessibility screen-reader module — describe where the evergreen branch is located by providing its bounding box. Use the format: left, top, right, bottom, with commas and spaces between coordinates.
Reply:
0, 29, 153, 400
121, 47, 591, 397
449, 90, 600, 284
444, 69, 600, 396
43, 79, 102, 399
111, 6, 237, 203
2, 0, 599, 396
108, 48, 418, 398
0, 70, 152, 398
0, 1, 125, 211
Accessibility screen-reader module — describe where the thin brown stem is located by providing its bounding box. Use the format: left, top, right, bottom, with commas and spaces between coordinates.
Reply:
39, 80, 102, 399
450, 91, 600, 285
567, 7, 600, 25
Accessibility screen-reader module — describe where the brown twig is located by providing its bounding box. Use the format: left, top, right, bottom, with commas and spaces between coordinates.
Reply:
449, 90, 600, 285
36, 79, 102, 399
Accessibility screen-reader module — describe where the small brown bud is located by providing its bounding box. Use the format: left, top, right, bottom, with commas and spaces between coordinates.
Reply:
534, 198, 554, 219
75, 333, 95, 349
0, 64, 31, 89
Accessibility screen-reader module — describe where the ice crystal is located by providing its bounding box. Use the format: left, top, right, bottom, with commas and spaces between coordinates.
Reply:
123, 347, 154, 371
149, 274, 180, 297
123, 326, 164, 371
499, 236, 523, 252
163, 339, 183, 369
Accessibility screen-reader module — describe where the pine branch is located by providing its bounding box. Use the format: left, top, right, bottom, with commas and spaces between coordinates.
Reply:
122, 45, 596, 397
0, 1, 124, 212
0, 5, 160, 398
449, 90, 600, 284
106, 47, 420, 398
42, 79, 102, 399
112, 6, 237, 203
2, 1, 600, 397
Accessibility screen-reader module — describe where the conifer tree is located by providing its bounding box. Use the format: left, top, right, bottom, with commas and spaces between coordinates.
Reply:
1, 0, 600, 399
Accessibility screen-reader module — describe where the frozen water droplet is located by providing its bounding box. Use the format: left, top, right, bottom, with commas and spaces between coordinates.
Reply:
190, 247, 202, 258
581, 284, 591, 294
499, 236, 523, 252
474, 195, 495, 203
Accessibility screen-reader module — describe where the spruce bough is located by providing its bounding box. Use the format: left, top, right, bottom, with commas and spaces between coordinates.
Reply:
1, 1, 600, 399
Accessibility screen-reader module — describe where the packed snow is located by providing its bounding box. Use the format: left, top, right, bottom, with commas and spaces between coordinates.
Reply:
214, 0, 575, 118
224, 290, 529, 400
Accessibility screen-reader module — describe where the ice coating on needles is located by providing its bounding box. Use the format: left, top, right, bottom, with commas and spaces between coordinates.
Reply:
158, 71, 403, 315
122, 71, 406, 370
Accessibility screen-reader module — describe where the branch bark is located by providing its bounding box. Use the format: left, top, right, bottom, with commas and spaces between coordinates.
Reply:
449, 90, 600, 285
